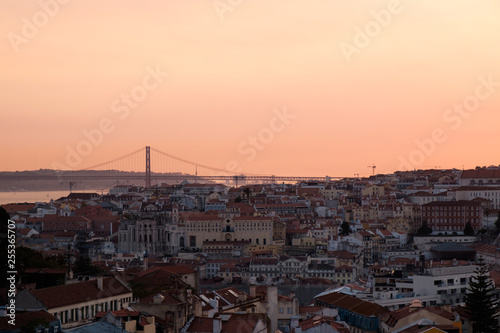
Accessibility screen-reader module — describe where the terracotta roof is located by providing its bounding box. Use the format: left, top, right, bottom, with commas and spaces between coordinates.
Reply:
139, 290, 184, 305
212, 287, 254, 305
461, 169, 500, 179
299, 305, 323, 314
2, 203, 36, 213
109, 309, 140, 317
187, 314, 267, 333
23, 268, 67, 274
316, 292, 389, 318
468, 242, 499, 256
140, 265, 195, 276
31, 277, 131, 309
383, 305, 455, 327
0, 310, 57, 330
423, 200, 481, 207
329, 250, 356, 260
398, 324, 457, 333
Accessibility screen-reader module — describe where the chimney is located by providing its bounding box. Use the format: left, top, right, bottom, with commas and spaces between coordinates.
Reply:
97, 276, 103, 291
212, 318, 221, 333
249, 284, 256, 297
209, 297, 219, 311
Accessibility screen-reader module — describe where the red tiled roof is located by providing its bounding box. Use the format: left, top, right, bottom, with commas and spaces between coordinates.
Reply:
0, 310, 57, 330
23, 268, 67, 274
2, 203, 36, 213
461, 169, 500, 179
398, 324, 456, 333
186, 317, 214, 333
299, 305, 322, 314
142, 265, 195, 276
31, 277, 131, 309
139, 290, 184, 305
110, 309, 140, 317
316, 292, 389, 318
383, 305, 455, 327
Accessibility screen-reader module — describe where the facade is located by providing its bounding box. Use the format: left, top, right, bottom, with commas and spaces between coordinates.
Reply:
371, 261, 479, 309
422, 200, 483, 232
459, 168, 500, 186
380, 300, 460, 333
334, 265, 354, 285
450, 186, 500, 209
132, 289, 201, 333
16, 277, 133, 329
182, 212, 274, 249
315, 292, 389, 333
355, 230, 374, 264
41, 215, 92, 233
118, 218, 168, 255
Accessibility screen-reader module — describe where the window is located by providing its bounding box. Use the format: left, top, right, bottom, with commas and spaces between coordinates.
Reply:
279, 307, 284, 314
287, 307, 292, 314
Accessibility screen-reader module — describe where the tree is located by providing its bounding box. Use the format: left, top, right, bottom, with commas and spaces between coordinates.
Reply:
463, 221, 474, 236
340, 221, 351, 236
495, 215, 500, 236
464, 257, 499, 333
417, 221, 432, 235
73, 256, 101, 275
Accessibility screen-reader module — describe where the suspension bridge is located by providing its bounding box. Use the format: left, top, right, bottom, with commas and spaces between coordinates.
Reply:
6, 146, 341, 187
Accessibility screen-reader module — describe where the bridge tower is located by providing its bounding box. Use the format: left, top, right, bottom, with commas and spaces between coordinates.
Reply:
145, 146, 151, 188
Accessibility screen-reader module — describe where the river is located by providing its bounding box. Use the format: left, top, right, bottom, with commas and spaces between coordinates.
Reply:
0, 190, 103, 205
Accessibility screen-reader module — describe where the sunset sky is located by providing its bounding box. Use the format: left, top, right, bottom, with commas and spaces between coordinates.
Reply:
2, 0, 500, 177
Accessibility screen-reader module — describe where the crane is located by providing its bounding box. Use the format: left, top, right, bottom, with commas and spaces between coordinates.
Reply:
367, 164, 376, 176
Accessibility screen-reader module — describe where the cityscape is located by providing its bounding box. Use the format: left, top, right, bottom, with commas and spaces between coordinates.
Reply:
2, 166, 500, 332
2, 1, 500, 332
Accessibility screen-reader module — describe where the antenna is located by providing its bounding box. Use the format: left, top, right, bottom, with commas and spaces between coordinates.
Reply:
69, 182, 76, 193
367, 164, 376, 176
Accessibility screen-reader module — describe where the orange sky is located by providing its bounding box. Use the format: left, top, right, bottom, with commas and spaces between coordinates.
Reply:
1, 0, 500, 177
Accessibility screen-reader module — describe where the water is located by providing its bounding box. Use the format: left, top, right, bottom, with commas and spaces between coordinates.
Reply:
0, 190, 102, 205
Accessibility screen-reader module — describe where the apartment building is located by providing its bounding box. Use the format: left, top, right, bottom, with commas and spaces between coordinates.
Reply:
422, 200, 483, 232
182, 212, 273, 249
16, 277, 133, 329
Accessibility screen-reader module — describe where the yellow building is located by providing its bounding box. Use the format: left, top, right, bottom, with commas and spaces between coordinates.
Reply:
182, 212, 274, 249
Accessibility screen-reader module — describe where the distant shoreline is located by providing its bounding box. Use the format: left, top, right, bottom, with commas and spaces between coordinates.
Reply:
0, 169, 190, 192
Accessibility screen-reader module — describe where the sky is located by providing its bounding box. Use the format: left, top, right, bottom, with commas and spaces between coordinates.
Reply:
1, 0, 500, 177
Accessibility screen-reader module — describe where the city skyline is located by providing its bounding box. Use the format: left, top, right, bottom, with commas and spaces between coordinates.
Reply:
2, 0, 500, 177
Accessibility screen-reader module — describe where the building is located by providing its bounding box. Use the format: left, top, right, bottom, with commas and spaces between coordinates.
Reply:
459, 168, 500, 186
185, 313, 268, 333
450, 186, 500, 209
0, 310, 61, 333
41, 215, 92, 233
118, 217, 169, 256
131, 289, 202, 333
182, 212, 274, 249
315, 292, 389, 333
422, 200, 483, 232
380, 300, 461, 333
15, 276, 133, 329
371, 260, 479, 308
